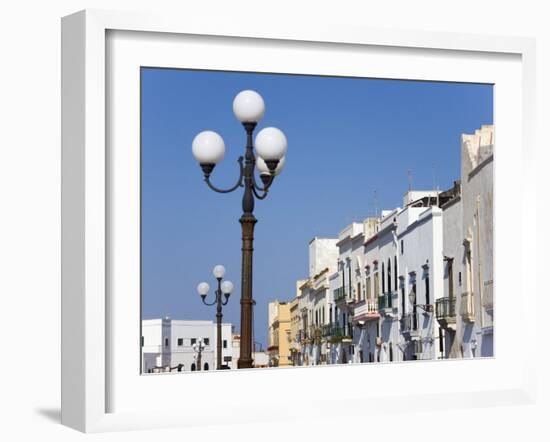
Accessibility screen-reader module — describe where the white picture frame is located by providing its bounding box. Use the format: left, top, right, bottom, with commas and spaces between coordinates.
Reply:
61, 9, 537, 433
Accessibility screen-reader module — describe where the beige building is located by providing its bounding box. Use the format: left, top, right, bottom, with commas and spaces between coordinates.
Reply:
267, 301, 292, 367
289, 297, 300, 365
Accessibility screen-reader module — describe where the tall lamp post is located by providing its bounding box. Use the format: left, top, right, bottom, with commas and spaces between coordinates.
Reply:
191, 90, 287, 369
197, 265, 234, 370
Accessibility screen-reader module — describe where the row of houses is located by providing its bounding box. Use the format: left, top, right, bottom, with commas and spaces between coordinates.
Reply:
141, 318, 268, 373
267, 125, 494, 367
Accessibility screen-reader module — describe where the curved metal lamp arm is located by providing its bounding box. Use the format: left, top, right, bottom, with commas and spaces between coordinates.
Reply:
201, 295, 218, 307
221, 295, 230, 306
252, 185, 269, 200
204, 157, 245, 194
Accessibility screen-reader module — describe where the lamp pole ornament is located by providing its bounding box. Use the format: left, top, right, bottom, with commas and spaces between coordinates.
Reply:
192, 90, 287, 368
197, 266, 234, 370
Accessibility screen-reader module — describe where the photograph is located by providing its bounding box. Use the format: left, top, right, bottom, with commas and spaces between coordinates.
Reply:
140, 68, 494, 373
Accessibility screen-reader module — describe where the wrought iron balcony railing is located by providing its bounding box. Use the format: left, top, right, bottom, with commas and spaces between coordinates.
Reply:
436, 297, 457, 329
401, 312, 420, 335
378, 292, 393, 311
333, 287, 347, 303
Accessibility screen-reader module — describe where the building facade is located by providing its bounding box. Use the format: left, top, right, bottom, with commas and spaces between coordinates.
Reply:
267, 301, 292, 367
270, 125, 494, 367
141, 318, 234, 373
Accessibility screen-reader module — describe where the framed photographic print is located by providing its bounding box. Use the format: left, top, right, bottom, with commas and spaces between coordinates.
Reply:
61, 9, 537, 433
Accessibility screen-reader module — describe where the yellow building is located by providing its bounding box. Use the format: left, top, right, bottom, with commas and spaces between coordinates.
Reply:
267, 301, 291, 367
289, 297, 300, 365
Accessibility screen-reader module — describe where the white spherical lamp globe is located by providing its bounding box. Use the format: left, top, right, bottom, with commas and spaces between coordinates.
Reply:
233, 90, 265, 123
197, 282, 210, 296
255, 127, 287, 161
256, 156, 286, 176
213, 265, 226, 279
221, 280, 234, 295
192, 131, 225, 164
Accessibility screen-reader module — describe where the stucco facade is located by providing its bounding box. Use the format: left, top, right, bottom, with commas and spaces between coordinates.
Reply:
141, 318, 234, 373
270, 125, 494, 367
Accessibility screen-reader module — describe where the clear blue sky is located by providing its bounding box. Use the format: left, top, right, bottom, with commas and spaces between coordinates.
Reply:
141, 68, 493, 348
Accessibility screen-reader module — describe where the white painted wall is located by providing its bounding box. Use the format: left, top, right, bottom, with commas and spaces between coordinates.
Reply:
142, 319, 234, 372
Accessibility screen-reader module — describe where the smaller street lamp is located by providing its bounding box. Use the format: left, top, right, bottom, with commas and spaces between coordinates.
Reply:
197, 265, 234, 370
192, 338, 206, 371
408, 290, 433, 313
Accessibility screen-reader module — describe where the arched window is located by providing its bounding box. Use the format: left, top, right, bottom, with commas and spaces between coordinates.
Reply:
191, 363, 196, 372
387, 258, 392, 292
382, 262, 385, 293
389, 343, 394, 362
394, 256, 398, 290
204, 362, 209, 371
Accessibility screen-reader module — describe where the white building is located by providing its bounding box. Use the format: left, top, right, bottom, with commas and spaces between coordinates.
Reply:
437, 125, 494, 358
274, 124, 494, 366
295, 237, 338, 366
141, 318, 234, 373
396, 194, 444, 361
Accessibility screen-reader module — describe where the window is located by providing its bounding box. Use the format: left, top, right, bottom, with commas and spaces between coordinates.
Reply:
389, 343, 394, 362
366, 276, 372, 300
204, 362, 209, 371
387, 259, 392, 292
382, 262, 385, 293
401, 281, 405, 315
459, 271, 462, 287
141, 336, 144, 347
401, 240, 404, 254
177, 338, 183, 346
394, 256, 398, 290
425, 274, 430, 306
329, 306, 333, 323
412, 283, 418, 330
191, 338, 197, 345
357, 282, 361, 301
203, 338, 210, 346
164, 337, 169, 347
223, 339, 227, 349
448, 260, 454, 298
191, 363, 196, 371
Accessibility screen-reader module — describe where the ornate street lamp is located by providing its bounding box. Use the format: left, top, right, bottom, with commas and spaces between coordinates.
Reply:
192, 338, 206, 371
408, 290, 433, 313
197, 265, 234, 370
192, 90, 287, 369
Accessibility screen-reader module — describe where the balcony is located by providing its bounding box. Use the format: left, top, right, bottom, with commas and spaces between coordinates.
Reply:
460, 291, 475, 323
353, 300, 380, 322
321, 324, 352, 342
309, 326, 322, 343
401, 312, 420, 337
435, 297, 457, 330
333, 287, 347, 303
378, 292, 395, 315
